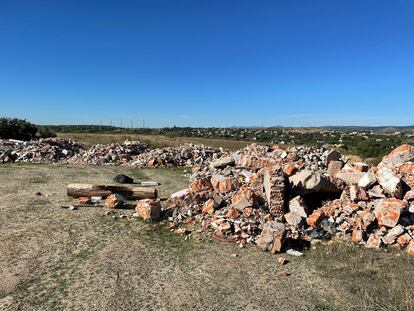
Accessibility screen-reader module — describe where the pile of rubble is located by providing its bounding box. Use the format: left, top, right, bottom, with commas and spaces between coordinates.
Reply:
130, 144, 223, 167
0, 138, 84, 163
67, 140, 149, 165
0, 138, 223, 168
161, 143, 414, 256
67, 141, 223, 167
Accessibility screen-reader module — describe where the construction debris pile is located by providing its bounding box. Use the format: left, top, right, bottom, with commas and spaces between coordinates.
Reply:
0, 138, 84, 163
161, 143, 414, 255
0, 138, 223, 168
67, 141, 149, 165
4, 135, 414, 255
68, 142, 222, 167
130, 144, 223, 167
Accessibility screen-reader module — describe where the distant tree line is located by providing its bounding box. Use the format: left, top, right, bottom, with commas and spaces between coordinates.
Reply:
0, 118, 56, 140
47, 125, 410, 160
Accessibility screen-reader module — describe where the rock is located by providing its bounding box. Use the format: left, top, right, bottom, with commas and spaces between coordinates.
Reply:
289, 170, 338, 194
336, 168, 366, 185
105, 194, 126, 209
379, 144, 414, 167
189, 178, 212, 193
406, 239, 414, 256
288, 196, 308, 217
282, 164, 297, 176
326, 149, 341, 165
352, 228, 364, 242
78, 196, 91, 204
349, 185, 368, 202
397, 233, 412, 247
307, 209, 325, 228
353, 162, 369, 172
374, 198, 403, 228
256, 221, 286, 254
211, 175, 236, 194
384, 225, 405, 245
286, 249, 304, 256
202, 199, 217, 215
170, 188, 190, 200
210, 156, 234, 169
231, 187, 255, 211
327, 160, 343, 178
284, 212, 303, 227
404, 190, 414, 201
113, 174, 134, 184
366, 234, 382, 249
135, 199, 161, 221
376, 166, 402, 198
358, 172, 377, 189
399, 163, 414, 174
217, 222, 231, 235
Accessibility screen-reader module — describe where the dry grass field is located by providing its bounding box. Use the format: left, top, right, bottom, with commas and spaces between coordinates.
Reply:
57, 132, 256, 150
0, 163, 413, 311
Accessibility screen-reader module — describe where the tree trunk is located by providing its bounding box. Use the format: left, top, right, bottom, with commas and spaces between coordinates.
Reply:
67, 183, 157, 200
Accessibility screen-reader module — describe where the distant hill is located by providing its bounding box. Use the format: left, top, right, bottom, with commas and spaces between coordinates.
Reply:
321, 125, 414, 133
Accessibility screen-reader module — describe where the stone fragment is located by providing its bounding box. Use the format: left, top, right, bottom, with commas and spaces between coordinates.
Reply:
170, 188, 190, 200
383, 225, 404, 245
379, 144, 414, 167
307, 209, 325, 228
202, 199, 217, 215
326, 149, 341, 165
349, 185, 368, 202
105, 193, 126, 209
366, 234, 382, 249
327, 160, 343, 178
376, 166, 402, 198
282, 164, 297, 176
231, 187, 255, 211
374, 198, 403, 228
189, 178, 212, 193
256, 221, 286, 254
211, 175, 236, 194
358, 172, 377, 189
284, 212, 303, 227
351, 228, 364, 242
278, 257, 287, 265
290, 170, 338, 194
288, 196, 308, 217
404, 190, 414, 201
406, 239, 414, 256
210, 156, 235, 169
217, 222, 231, 235
78, 196, 91, 204
286, 249, 304, 256
399, 163, 414, 174
336, 168, 366, 185
353, 162, 369, 172
397, 233, 412, 247
135, 199, 161, 221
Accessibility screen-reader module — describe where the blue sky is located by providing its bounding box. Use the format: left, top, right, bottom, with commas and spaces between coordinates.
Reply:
0, 0, 413, 127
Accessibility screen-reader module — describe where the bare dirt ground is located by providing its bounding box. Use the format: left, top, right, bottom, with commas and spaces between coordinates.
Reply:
1, 164, 413, 311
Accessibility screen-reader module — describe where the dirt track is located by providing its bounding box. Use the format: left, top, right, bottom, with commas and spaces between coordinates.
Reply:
0, 164, 413, 311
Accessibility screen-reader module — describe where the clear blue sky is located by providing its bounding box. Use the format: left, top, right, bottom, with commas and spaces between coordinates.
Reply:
0, 0, 413, 127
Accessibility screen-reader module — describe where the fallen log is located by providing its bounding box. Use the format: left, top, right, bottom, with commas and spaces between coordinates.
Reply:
67, 183, 157, 200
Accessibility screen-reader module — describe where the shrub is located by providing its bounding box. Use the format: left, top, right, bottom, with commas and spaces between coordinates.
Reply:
0, 118, 56, 140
